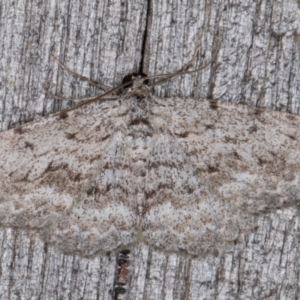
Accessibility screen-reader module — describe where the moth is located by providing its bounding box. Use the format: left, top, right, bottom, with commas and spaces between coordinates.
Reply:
1, 48, 300, 256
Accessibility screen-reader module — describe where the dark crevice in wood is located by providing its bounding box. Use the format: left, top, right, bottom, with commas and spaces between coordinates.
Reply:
140, 0, 151, 74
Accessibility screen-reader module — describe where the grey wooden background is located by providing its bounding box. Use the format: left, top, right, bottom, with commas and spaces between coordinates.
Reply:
0, 0, 300, 299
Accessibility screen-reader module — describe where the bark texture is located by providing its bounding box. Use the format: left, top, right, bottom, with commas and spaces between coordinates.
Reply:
0, 0, 300, 299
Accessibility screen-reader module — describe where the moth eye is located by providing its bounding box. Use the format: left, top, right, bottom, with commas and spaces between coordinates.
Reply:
122, 72, 149, 88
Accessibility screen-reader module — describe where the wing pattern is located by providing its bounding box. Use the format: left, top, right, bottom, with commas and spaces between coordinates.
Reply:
1, 92, 300, 255
0, 101, 137, 255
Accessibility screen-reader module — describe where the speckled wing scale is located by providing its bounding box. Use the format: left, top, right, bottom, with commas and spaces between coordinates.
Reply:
1, 74, 300, 256
143, 125, 244, 254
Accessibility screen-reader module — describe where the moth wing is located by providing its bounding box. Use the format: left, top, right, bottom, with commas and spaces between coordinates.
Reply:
143, 129, 248, 254
0, 102, 137, 254
158, 98, 300, 214
44, 129, 138, 255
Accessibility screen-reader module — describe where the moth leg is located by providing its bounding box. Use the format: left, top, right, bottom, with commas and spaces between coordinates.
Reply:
51, 54, 113, 92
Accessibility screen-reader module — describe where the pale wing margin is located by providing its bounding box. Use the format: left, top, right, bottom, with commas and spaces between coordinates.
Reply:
159, 97, 300, 214
0, 101, 117, 230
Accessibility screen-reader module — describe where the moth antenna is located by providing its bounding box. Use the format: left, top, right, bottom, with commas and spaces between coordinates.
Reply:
43, 83, 118, 103
148, 44, 202, 87
144, 28, 222, 87
50, 79, 136, 117
46, 30, 223, 114
51, 54, 112, 91
146, 57, 215, 87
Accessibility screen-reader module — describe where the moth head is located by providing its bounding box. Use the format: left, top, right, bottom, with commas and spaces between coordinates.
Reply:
122, 72, 150, 98
122, 72, 149, 89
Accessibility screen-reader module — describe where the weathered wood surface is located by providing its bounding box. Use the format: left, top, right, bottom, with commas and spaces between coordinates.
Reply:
0, 0, 300, 299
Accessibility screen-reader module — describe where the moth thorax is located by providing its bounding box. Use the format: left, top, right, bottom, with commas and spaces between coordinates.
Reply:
129, 97, 150, 121
126, 85, 151, 98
